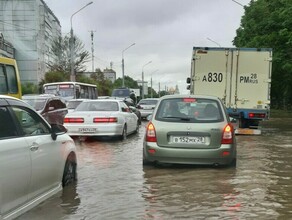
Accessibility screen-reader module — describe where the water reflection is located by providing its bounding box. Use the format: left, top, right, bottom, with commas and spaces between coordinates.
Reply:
16, 119, 292, 219
61, 183, 81, 214
16, 182, 80, 220
142, 165, 240, 219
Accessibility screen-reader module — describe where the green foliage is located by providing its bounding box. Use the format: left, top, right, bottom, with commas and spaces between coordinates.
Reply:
21, 82, 39, 95
76, 75, 96, 84
44, 71, 69, 82
233, 0, 292, 109
113, 76, 139, 89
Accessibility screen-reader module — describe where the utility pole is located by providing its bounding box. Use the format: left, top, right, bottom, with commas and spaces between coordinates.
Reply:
151, 76, 153, 98
90, 30, 96, 72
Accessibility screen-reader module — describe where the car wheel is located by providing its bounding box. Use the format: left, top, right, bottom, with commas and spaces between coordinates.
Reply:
135, 121, 139, 133
143, 158, 155, 166
142, 150, 154, 166
120, 125, 127, 140
230, 158, 237, 167
62, 158, 77, 187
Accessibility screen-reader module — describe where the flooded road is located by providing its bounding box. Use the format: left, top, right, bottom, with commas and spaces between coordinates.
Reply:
18, 118, 292, 220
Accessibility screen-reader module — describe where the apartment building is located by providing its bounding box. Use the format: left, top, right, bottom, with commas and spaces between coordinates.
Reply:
0, 0, 61, 84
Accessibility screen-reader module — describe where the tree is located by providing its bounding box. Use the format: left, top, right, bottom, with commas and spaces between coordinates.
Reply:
91, 69, 113, 96
21, 82, 39, 95
113, 76, 139, 89
233, 0, 292, 109
47, 34, 90, 74
38, 71, 69, 92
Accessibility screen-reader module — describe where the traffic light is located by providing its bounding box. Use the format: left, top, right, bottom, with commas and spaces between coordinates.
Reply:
186, 77, 191, 90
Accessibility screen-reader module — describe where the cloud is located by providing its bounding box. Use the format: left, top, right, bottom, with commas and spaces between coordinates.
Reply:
45, 0, 250, 94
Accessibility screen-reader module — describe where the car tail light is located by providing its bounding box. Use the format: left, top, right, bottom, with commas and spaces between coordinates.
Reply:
146, 122, 157, 142
183, 98, 196, 103
248, 113, 266, 118
64, 118, 84, 123
93, 117, 117, 123
221, 123, 234, 144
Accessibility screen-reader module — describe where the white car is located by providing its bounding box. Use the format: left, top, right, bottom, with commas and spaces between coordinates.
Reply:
0, 95, 77, 220
66, 98, 87, 113
136, 98, 159, 119
64, 99, 139, 140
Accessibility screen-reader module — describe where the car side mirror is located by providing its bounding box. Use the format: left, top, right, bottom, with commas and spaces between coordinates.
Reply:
51, 124, 67, 140
48, 106, 55, 111
146, 114, 152, 121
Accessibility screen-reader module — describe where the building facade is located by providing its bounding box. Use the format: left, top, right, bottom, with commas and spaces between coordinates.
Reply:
0, 0, 61, 84
0, 33, 14, 58
103, 68, 116, 83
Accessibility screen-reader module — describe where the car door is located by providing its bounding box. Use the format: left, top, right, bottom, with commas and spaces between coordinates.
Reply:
120, 101, 136, 133
0, 106, 31, 216
12, 106, 64, 200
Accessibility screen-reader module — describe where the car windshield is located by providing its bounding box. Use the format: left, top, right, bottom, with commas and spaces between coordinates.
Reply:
155, 98, 223, 123
76, 101, 119, 111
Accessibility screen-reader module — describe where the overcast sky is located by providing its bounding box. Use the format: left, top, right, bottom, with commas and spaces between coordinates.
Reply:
45, 0, 251, 94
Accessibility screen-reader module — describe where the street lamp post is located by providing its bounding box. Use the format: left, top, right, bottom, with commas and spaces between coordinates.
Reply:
231, 0, 244, 7
150, 69, 158, 98
70, 1, 93, 82
141, 61, 152, 99
122, 43, 135, 87
206, 37, 221, 47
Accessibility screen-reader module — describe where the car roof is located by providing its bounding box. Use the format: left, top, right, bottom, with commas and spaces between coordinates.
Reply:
22, 94, 66, 102
22, 94, 56, 99
67, 98, 88, 102
83, 99, 120, 103
0, 95, 35, 109
139, 98, 159, 101
159, 94, 220, 101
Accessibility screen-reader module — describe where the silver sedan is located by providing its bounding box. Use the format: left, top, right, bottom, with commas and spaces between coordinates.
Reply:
0, 95, 77, 220
64, 99, 139, 140
143, 94, 237, 167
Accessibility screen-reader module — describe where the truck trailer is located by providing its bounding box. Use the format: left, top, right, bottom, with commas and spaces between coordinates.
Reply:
188, 47, 272, 134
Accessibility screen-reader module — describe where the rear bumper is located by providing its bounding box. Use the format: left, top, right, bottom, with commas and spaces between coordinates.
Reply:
140, 110, 154, 118
143, 142, 236, 165
65, 124, 123, 136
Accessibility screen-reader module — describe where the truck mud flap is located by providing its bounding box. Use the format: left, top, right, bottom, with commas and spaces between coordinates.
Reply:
235, 128, 261, 135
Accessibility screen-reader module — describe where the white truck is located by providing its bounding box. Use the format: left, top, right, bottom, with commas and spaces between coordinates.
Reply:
188, 47, 272, 134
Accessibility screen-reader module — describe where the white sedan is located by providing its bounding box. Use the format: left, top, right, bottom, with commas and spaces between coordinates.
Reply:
64, 99, 139, 140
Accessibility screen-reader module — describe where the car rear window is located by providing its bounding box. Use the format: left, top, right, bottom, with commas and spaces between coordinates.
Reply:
67, 100, 83, 109
138, 99, 158, 105
155, 98, 224, 123
76, 101, 119, 111
111, 89, 130, 97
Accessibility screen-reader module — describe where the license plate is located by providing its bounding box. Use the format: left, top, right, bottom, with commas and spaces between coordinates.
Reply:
172, 136, 205, 144
79, 128, 97, 133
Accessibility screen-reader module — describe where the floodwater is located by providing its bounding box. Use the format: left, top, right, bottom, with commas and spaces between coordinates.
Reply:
18, 118, 292, 220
